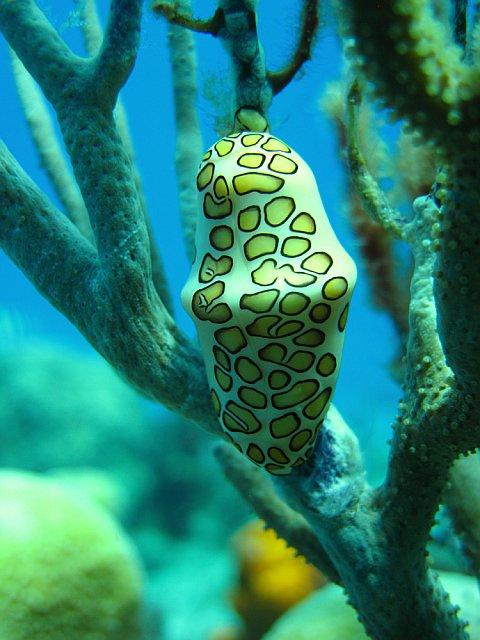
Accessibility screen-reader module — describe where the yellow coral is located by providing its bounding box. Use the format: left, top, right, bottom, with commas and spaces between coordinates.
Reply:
230, 520, 327, 639
0, 470, 143, 640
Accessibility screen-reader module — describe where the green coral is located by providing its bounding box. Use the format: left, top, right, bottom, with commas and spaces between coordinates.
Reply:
264, 573, 480, 640
0, 470, 143, 640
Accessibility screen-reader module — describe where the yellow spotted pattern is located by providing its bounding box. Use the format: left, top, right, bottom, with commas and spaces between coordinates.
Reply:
182, 132, 357, 474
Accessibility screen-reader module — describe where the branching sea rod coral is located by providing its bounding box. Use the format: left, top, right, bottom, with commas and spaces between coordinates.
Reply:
0, 1, 479, 640
338, 0, 480, 385
0, 0, 216, 433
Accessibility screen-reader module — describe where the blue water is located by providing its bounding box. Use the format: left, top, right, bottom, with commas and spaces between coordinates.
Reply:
0, 0, 400, 449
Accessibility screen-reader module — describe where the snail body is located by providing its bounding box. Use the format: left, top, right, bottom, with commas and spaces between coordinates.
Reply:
182, 131, 356, 474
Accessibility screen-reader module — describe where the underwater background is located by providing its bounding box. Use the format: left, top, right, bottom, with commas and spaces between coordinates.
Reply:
2, 1, 470, 639
1, 0, 399, 432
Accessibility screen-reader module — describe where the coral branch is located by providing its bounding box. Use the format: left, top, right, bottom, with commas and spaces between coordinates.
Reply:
328, 42, 480, 607
152, 2, 223, 35
402, 197, 451, 391
323, 66, 477, 632
61, 8, 150, 299
268, 0, 320, 95
218, 0, 272, 115
215, 443, 340, 583
0, 0, 82, 104
381, 196, 478, 548
167, 0, 203, 263
155, 0, 271, 115
9, 51, 94, 244
345, 82, 406, 238
0, 142, 98, 321
321, 79, 411, 372
282, 406, 469, 640
445, 454, 480, 578
63, 115, 152, 300
341, 81, 412, 370
434, 161, 480, 386
91, 0, 143, 107
80, 0, 104, 54
336, 0, 471, 142
115, 106, 175, 314
78, 0, 174, 314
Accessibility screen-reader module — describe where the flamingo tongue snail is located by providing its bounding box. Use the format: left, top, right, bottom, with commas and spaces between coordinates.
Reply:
182, 112, 356, 474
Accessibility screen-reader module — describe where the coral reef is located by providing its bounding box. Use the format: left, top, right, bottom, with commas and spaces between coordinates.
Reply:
0, 470, 143, 640
264, 583, 368, 640
0, 340, 148, 475
0, 338, 246, 537
1, 1, 479, 639
0, 338, 248, 638
147, 537, 238, 640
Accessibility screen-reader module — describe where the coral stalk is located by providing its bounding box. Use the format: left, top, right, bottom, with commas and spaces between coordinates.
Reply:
445, 454, 480, 579
167, 0, 203, 263
9, 51, 94, 243
215, 442, 340, 582
156, 0, 321, 116
267, 0, 321, 95
78, 0, 174, 313
0, 0, 220, 435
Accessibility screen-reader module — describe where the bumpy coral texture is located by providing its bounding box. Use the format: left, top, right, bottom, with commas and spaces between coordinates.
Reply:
0, 471, 143, 640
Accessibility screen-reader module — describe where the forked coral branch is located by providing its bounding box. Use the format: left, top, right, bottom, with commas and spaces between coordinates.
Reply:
267, 0, 321, 95
154, 0, 322, 105
0, 0, 218, 434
